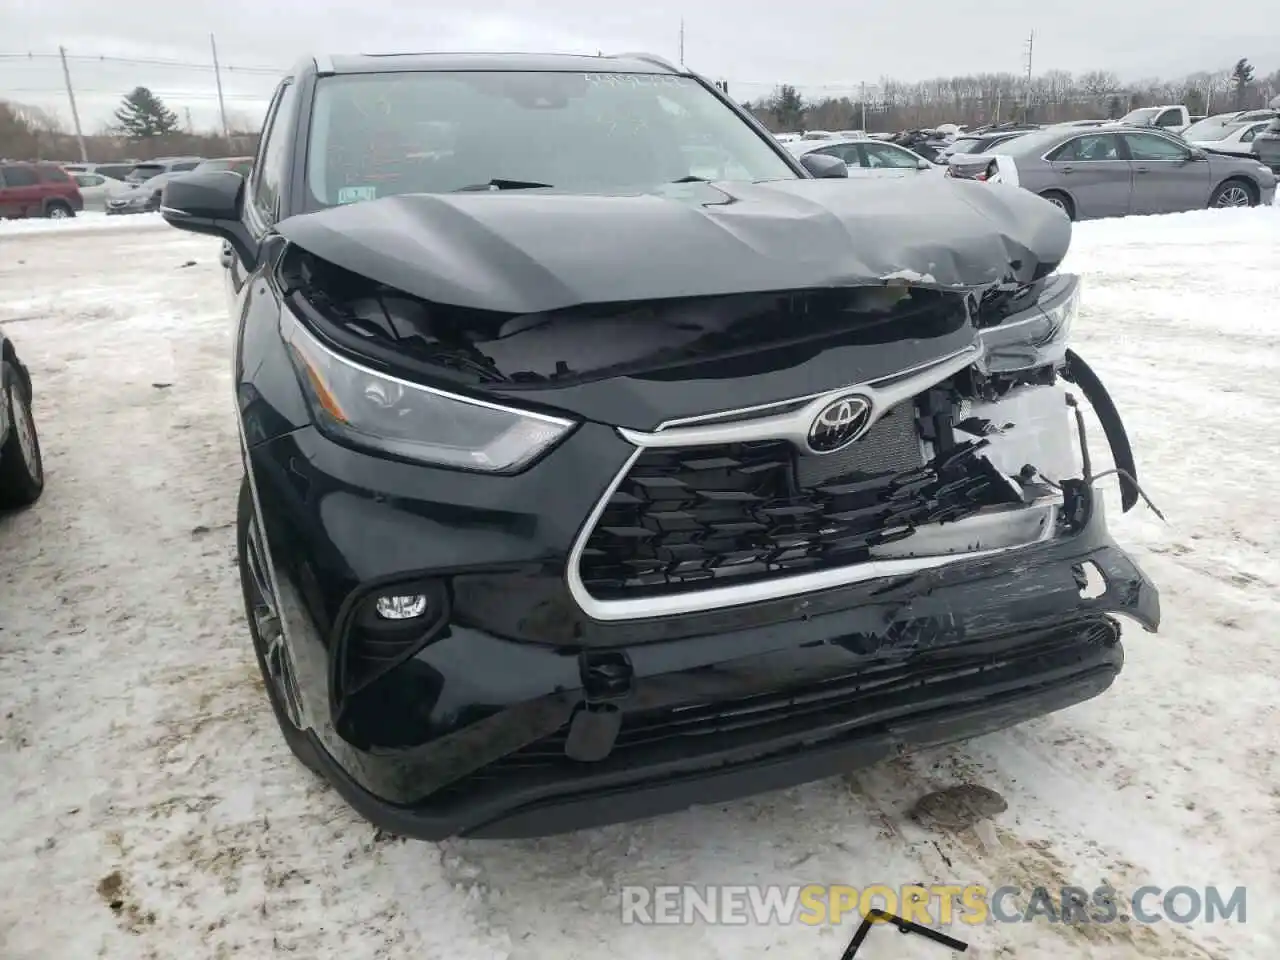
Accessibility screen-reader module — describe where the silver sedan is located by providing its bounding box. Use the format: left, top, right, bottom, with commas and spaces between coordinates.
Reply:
946, 125, 1277, 220
786, 137, 940, 179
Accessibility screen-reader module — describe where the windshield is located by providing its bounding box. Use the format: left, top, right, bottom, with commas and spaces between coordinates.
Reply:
1183, 117, 1244, 141
305, 71, 797, 208
1119, 108, 1160, 125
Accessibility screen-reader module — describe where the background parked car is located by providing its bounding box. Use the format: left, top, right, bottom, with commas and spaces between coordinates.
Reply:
71, 172, 128, 211
1184, 111, 1277, 157
106, 171, 183, 215
62, 161, 136, 181
940, 126, 1040, 159
786, 136, 939, 177
0, 162, 83, 219
1254, 118, 1280, 173
191, 156, 254, 177
947, 125, 1276, 219
1111, 104, 1195, 133
0, 324, 44, 508
121, 157, 203, 184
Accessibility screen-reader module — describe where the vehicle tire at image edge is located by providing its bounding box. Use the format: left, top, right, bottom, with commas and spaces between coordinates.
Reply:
1038, 190, 1075, 220
44, 200, 74, 219
237, 475, 324, 776
0, 374, 45, 508
1208, 178, 1256, 208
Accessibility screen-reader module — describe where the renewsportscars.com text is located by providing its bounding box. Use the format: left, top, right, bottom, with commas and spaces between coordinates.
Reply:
619, 883, 1247, 927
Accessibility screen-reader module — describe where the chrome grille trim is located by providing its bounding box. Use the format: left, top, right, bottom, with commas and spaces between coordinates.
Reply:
565, 340, 1057, 622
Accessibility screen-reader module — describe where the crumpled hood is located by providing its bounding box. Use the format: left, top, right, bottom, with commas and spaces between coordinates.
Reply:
274, 177, 1071, 313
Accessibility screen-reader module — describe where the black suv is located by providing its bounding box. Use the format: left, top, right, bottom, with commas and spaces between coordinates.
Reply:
161, 51, 1160, 841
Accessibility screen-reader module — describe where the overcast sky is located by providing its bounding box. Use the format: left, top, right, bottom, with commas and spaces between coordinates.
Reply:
2, 0, 1274, 132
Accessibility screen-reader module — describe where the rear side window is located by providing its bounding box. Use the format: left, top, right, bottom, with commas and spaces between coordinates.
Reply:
37, 167, 72, 183
171, 161, 200, 172
98, 165, 133, 180
1155, 109, 1183, 128
1, 165, 39, 186
1048, 134, 1119, 162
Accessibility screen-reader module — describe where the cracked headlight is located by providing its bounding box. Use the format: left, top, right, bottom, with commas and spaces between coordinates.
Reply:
284, 318, 575, 473
977, 273, 1080, 374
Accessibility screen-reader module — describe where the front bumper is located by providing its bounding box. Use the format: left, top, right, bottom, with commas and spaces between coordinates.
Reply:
249, 415, 1159, 840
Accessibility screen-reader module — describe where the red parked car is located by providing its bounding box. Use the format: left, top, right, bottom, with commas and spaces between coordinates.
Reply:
0, 162, 84, 219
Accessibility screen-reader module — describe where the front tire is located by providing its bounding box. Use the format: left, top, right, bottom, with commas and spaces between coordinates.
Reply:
1209, 178, 1256, 208
0, 374, 44, 508
237, 476, 322, 774
44, 200, 74, 219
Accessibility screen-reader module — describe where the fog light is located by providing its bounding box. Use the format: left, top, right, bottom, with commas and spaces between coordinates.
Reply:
375, 594, 429, 620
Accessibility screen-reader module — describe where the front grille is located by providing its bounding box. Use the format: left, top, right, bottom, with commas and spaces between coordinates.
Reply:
578, 401, 1020, 599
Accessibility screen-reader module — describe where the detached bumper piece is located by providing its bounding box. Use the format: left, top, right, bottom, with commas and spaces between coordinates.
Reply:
306, 616, 1123, 840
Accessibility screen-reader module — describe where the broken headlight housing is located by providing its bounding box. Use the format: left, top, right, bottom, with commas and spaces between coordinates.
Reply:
977, 273, 1080, 375
284, 315, 575, 473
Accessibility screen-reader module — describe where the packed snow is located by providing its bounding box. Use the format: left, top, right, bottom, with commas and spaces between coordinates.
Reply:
1, 205, 1278, 960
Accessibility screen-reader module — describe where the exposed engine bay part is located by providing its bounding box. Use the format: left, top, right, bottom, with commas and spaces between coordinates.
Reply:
279, 244, 974, 388
1061, 349, 1140, 512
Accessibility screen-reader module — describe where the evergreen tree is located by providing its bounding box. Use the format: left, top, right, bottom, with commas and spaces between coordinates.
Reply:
1230, 59, 1254, 110
769, 84, 804, 131
113, 86, 180, 139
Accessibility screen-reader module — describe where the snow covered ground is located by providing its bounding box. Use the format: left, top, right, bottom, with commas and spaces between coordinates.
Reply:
1, 207, 1277, 960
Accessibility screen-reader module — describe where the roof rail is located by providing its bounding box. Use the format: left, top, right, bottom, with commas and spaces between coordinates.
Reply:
314, 53, 335, 76
608, 51, 681, 72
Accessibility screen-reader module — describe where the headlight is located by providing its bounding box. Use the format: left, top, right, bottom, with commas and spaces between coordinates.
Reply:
284, 318, 575, 473
977, 273, 1080, 374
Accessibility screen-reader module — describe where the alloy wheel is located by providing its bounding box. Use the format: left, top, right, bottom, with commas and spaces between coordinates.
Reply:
9, 384, 40, 483
47, 206, 69, 219
1214, 185, 1251, 207
244, 513, 304, 728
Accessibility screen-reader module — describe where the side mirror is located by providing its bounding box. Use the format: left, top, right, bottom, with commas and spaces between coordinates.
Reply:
799, 153, 850, 178
1188, 148, 1208, 161
161, 171, 259, 271
916, 157, 933, 170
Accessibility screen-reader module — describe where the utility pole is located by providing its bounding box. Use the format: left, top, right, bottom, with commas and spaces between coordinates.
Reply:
859, 81, 866, 130
1022, 30, 1035, 120
210, 33, 229, 140
678, 19, 685, 66
58, 46, 88, 162
184, 107, 193, 132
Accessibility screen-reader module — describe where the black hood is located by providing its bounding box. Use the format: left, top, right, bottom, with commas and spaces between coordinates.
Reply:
274, 177, 1071, 314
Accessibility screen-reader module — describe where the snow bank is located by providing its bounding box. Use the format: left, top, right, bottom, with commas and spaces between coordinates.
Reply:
0, 211, 168, 238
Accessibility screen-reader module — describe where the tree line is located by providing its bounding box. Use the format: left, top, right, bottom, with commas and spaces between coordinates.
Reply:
2, 58, 1278, 162
0, 86, 260, 162
746, 58, 1278, 132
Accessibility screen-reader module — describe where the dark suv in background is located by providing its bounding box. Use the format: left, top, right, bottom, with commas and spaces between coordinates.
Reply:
161, 51, 1159, 841
0, 162, 83, 218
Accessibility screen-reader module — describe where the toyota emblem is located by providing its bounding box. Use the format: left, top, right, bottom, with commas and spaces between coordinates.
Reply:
807, 395, 873, 454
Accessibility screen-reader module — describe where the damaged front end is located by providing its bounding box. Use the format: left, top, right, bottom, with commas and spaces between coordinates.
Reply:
241, 182, 1160, 838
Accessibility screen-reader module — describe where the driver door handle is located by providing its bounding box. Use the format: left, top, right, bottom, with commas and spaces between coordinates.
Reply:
1060, 165, 1075, 174
1134, 166, 1151, 174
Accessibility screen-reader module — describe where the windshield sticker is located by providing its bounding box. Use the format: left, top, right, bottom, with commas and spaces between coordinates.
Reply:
337, 185, 378, 204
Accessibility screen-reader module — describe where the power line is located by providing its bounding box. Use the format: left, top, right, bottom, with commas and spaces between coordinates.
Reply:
4, 87, 269, 101
0, 51, 284, 75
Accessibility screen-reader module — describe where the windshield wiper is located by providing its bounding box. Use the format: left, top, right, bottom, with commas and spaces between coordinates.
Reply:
451, 179, 553, 192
